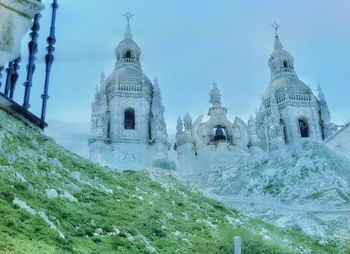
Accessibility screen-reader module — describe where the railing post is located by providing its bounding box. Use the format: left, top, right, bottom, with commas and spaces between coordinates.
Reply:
4, 61, 15, 96
23, 12, 42, 109
41, 0, 58, 122
234, 236, 241, 254
9, 57, 21, 99
0, 66, 4, 89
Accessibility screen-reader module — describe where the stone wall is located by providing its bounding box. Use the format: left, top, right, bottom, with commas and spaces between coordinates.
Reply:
326, 124, 350, 159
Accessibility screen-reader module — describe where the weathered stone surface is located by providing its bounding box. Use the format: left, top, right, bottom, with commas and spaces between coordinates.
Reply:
326, 123, 350, 159
0, 0, 44, 65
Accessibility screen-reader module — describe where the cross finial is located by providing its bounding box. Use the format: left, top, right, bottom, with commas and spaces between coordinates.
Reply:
124, 11, 134, 26
270, 21, 280, 36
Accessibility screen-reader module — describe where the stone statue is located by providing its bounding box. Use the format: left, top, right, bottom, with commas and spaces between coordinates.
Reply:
183, 112, 192, 131
209, 82, 221, 107
269, 122, 282, 139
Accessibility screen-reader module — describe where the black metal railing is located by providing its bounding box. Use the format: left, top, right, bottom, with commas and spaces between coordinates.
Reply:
0, 0, 59, 129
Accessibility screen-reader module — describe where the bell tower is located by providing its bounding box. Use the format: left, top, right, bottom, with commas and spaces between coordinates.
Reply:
256, 22, 327, 150
89, 12, 169, 170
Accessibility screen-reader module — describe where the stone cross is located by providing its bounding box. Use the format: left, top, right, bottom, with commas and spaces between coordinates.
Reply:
270, 21, 280, 36
124, 11, 134, 26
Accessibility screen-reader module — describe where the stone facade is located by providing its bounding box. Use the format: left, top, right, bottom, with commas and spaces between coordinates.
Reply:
174, 83, 251, 175
89, 20, 169, 170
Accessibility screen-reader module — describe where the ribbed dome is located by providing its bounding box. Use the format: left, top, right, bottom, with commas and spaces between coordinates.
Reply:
105, 66, 153, 101
263, 75, 311, 100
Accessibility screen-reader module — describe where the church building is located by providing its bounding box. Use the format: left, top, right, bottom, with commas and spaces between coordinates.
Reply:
89, 17, 340, 172
254, 23, 336, 151
174, 83, 254, 174
89, 13, 169, 170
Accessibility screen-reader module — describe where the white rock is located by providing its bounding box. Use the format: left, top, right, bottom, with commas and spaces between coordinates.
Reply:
13, 197, 36, 215
46, 188, 59, 199
61, 191, 77, 202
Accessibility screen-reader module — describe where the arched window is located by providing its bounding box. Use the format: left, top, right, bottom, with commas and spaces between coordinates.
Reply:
298, 119, 309, 138
124, 108, 135, 129
213, 125, 227, 141
283, 60, 288, 68
125, 50, 132, 58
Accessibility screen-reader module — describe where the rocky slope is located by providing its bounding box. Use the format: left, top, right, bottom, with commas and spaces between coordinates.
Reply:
1, 110, 343, 253
185, 141, 350, 243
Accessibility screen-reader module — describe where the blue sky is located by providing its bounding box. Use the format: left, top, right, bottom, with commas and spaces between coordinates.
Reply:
16, 0, 350, 133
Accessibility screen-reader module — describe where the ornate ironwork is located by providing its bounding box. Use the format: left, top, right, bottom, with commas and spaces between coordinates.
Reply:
41, 0, 58, 122
23, 12, 42, 109
4, 61, 15, 96
0, 66, 4, 89
0, 0, 59, 130
9, 56, 21, 99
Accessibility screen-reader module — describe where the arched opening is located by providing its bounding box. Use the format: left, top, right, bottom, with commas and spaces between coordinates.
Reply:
124, 108, 135, 129
213, 125, 227, 141
298, 119, 309, 138
283, 60, 288, 68
125, 50, 132, 58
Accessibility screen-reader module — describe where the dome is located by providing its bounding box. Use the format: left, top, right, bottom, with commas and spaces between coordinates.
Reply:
105, 66, 153, 101
263, 75, 311, 101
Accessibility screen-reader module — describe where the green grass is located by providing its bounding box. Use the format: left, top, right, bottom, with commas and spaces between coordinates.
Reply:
0, 110, 348, 253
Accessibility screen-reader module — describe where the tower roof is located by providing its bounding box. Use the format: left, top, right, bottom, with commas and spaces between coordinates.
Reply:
268, 22, 296, 81
115, 12, 141, 68
262, 23, 311, 101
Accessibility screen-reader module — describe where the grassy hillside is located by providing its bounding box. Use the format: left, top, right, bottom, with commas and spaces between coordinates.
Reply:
0, 110, 346, 253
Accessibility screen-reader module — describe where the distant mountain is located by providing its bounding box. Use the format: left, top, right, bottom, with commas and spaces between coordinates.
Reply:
45, 120, 90, 158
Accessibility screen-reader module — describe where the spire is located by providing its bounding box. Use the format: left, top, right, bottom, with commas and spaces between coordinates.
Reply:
183, 112, 192, 131
151, 77, 168, 143
153, 76, 159, 88
268, 22, 296, 79
100, 72, 105, 83
123, 11, 134, 39
318, 85, 326, 102
270, 21, 283, 50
